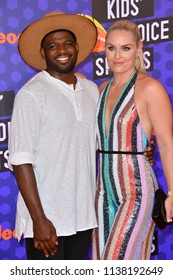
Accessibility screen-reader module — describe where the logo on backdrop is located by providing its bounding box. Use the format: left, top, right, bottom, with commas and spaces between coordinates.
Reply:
0, 91, 15, 173
0, 32, 20, 44
2, 13, 172, 54
90, 0, 173, 80
93, 48, 154, 80
79, 14, 106, 53
0, 225, 17, 240
137, 17, 173, 45
92, 0, 154, 22
82, 14, 173, 52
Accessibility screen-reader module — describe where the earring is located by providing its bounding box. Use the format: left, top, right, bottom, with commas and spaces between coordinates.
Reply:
135, 56, 141, 71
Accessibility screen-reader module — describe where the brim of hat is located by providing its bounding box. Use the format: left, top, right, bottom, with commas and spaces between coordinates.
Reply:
18, 14, 97, 70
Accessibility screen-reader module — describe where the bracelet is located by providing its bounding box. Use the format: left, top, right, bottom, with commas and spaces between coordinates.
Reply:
168, 191, 173, 197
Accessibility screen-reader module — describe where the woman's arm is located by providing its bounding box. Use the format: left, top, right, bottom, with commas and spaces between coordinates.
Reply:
145, 78, 173, 222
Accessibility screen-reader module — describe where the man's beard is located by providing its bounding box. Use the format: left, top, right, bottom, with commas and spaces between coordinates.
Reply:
46, 56, 77, 74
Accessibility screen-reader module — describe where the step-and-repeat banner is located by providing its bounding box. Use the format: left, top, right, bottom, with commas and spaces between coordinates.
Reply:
0, 0, 173, 260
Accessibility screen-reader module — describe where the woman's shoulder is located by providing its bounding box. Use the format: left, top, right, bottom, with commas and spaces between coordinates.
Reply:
137, 72, 164, 92
99, 79, 110, 93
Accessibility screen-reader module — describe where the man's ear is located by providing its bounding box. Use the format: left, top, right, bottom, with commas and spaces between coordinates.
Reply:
40, 48, 45, 59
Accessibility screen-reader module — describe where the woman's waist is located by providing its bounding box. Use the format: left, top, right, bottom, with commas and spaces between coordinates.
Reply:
97, 149, 144, 155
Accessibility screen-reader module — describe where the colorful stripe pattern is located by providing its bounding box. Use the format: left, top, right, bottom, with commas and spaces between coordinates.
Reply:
93, 71, 157, 260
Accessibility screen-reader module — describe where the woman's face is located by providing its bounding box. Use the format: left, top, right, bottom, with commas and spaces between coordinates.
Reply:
105, 29, 142, 74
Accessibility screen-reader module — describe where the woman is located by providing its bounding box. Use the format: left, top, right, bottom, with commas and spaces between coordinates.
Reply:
92, 19, 173, 260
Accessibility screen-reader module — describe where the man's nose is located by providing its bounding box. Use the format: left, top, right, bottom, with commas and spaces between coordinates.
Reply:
57, 44, 67, 52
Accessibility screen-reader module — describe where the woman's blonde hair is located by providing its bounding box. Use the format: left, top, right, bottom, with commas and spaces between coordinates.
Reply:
106, 20, 146, 74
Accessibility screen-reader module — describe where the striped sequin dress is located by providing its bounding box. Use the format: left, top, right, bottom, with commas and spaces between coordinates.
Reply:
92, 70, 157, 260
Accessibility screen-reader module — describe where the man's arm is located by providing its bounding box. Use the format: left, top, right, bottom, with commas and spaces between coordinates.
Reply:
144, 138, 156, 166
13, 163, 58, 257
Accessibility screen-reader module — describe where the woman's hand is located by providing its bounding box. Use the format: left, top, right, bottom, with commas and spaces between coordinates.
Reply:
165, 195, 173, 223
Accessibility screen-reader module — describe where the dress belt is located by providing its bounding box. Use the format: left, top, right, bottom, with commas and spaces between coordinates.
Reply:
97, 149, 144, 155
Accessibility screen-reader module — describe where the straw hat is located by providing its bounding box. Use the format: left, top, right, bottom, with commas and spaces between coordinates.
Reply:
18, 12, 97, 70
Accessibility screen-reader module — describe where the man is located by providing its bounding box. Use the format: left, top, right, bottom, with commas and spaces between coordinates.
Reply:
8, 12, 99, 260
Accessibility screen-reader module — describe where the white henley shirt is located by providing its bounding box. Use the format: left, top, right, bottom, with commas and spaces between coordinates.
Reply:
8, 70, 99, 239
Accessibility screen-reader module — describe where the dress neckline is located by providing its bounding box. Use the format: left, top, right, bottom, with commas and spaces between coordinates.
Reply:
103, 70, 137, 140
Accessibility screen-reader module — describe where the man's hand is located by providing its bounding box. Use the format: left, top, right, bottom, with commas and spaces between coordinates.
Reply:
144, 138, 156, 166
33, 216, 58, 258
12, 164, 58, 258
